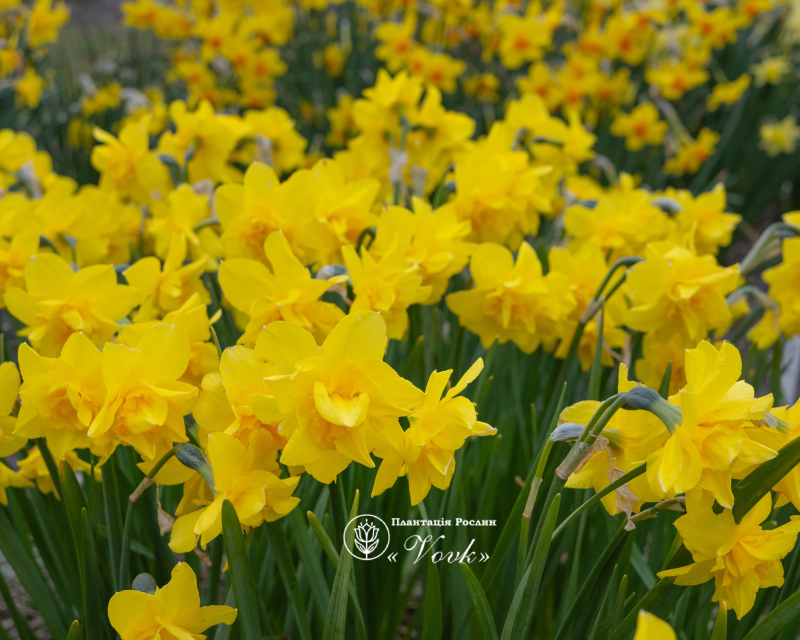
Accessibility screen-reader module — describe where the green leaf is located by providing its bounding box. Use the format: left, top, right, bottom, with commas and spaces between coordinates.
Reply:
307, 511, 368, 640
287, 509, 330, 618
732, 436, 800, 523
421, 561, 442, 640
552, 526, 628, 640
710, 602, 728, 640
221, 499, 262, 640
607, 577, 683, 640
514, 493, 561, 637
741, 589, 800, 640
480, 467, 534, 590
35, 439, 63, 499
612, 575, 628, 631
0, 561, 36, 640
500, 563, 531, 640
265, 520, 314, 640
658, 361, 673, 399
80, 508, 104, 640
483, 384, 566, 591
0, 505, 67, 637
100, 457, 124, 591
587, 306, 605, 401
322, 489, 359, 640
460, 562, 499, 640
66, 621, 81, 640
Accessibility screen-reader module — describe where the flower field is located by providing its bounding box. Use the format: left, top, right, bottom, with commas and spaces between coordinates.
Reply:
0, 0, 800, 637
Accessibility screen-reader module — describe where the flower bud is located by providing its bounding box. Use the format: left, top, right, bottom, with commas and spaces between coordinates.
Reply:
622, 386, 682, 434
175, 443, 216, 493
131, 573, 157, 594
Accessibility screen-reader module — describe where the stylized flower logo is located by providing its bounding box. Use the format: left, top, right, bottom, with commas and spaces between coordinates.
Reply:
354, 520, 381, 558
344, 515, 391, 561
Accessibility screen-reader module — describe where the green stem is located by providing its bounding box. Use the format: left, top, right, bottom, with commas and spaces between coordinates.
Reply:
551, 463, 647, 542
119, 448, 176, 591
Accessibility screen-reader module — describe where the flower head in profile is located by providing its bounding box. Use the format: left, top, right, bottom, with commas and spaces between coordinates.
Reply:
759, 116, 800, 157
169, 431, 299, 552
108, 563, 237, 639
371, 358, 495, 505
659, 491, 800, 619
252, 311, 424, 483
748, 234, 800, 346
563, 365, 668, 517
0, 362, 25, 457
646, 341, 776, 507
549, 243, 628, 371
6, 253, 139, 357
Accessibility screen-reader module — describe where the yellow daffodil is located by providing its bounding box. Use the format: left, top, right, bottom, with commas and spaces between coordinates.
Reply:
220, 230, 346, 346
157, 100, 241, 184
169, 431, 299, 551
343, 238, 432, 341
88, 324, 198, 461
624, 241, 740, 345
117, 292, 220, 386
759, 116, 800, 157
124, 235, 210, 321
747, 398, 800, 511
446, 241, 575, 353
646, 341, 775, 507
146, 183, 218, 262
668, 184, 742, 256
27, 0, 69, 47
565, 174, 672, 260
664, 129, 719, 176
193, 343, 285, 452
659, 491, 800, 619
108, 562, 237, 639
0, 362, 23, 457
251, 311, 424, 483
611, 103, 668, 151
215, 161, 319, 265
369, 198, 474, 304
6, 253, 139, 357
14, 68, 45, 109
91, 121, 172, 206
708, 74, 751, 110
16, 332, 106, 459
752, 236, 800, 341
372, 359, 496, 505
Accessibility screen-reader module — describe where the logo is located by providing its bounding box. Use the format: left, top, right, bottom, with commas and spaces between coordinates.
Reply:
343, 514, 391, 561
